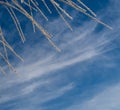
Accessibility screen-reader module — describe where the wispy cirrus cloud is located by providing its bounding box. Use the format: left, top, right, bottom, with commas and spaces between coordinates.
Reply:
0, 0, 120, 109
65, 82, 120, 110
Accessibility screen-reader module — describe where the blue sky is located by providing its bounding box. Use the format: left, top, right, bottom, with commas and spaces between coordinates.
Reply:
0, 0, 120, 110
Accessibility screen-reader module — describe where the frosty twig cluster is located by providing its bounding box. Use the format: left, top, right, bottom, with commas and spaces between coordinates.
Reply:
0, 0, 112, 74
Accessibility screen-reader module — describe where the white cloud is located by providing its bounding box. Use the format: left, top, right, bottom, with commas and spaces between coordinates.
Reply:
0, 0, 120, 107
65, 83, 120, 110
